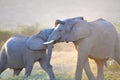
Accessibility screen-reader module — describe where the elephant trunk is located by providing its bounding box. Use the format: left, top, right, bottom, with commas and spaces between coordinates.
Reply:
46, 44, 53, 67
43, 28, 61, 45
43, 33, 55, 45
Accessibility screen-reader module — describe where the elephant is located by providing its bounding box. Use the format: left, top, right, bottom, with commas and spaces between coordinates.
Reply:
0, 28, 55, 80
44, 17, 120, 80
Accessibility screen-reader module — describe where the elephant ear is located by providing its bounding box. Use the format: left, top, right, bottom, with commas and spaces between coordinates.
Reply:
55, 20, 65, 27
72, 17, 84, 20
70, 19, 91, 39
69, 17, 84, 31
26, 35, 46, 50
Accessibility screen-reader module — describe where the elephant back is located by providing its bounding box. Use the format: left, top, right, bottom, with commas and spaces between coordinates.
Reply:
26, 35, 46, 50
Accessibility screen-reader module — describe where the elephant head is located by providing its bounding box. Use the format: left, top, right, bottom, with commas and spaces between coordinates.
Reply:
44, 17, 91, 44
26, 28, 54, 50
26, 28, 54, 67
43, 17, 91, 66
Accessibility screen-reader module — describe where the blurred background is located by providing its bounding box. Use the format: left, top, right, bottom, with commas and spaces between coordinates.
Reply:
0, 0, 120, 80
0, 0, 120, 30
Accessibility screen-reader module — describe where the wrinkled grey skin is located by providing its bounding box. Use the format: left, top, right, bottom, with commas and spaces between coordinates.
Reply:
44, 17, 120, 80
0, 29, 55, 80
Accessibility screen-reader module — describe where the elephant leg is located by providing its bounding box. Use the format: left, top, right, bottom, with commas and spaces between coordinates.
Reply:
76, 54, 87, 80
0, 50, 7, 74
114, 56, 120, 65
0, 62, 7, 74
13, 68, 23, 76
25, 61, 34, 77
84, 59, 96, 80
75, 41, 91, 80
95, 60, 105, 80
0, 67, 6, 75
46, 44, 53, 68
39, 58, 55, 80
115, 59, 120, 65
74, 42, 96, 80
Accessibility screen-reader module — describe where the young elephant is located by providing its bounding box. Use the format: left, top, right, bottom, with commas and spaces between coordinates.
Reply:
0, 28, 55, 80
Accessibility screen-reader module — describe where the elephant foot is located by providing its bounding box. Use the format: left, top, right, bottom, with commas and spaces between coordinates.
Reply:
23, 75, 28, 80
23, 75, 31, 80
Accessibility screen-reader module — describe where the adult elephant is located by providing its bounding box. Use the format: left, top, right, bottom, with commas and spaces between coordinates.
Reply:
44, 17, 120, 80
0, 29, 55, 80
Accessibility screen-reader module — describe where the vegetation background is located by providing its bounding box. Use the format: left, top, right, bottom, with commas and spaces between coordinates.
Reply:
0, 22, 120, 80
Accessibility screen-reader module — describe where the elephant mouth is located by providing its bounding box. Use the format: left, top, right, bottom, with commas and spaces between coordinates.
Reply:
55, 36, 61, 42
57, 37, 69, 43
53, 41, 57, 44
66, 41, 69, 43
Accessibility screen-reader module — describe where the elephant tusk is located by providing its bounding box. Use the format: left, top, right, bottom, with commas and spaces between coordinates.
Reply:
43, 40, 55, 45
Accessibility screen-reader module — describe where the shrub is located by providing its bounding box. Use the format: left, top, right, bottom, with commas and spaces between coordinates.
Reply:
107, 59, 120, 72
16, 24, 44, 36
0, 30, 13, 48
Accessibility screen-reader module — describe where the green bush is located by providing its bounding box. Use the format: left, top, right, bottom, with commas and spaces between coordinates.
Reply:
104, 59, 120, 80
107, 59, 120, 71
0, 30, 13, 48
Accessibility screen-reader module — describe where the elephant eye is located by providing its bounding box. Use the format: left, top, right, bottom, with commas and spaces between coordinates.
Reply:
59, 29, 62, 32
